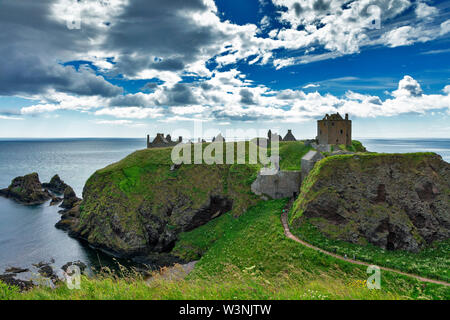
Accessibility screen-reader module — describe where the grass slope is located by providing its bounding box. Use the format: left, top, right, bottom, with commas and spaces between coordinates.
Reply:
290, 152, 450, 282
4, 200, 448, 300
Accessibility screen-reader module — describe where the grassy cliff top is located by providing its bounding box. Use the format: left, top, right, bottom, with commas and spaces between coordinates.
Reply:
95, 140, 313, 174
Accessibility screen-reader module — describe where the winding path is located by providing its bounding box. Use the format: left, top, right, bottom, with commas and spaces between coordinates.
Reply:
280, 209, 450, 287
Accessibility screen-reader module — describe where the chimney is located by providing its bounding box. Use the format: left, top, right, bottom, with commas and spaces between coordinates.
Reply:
147, 134, 150, 146
178, 136, 182, 142
345, 113, 349, 120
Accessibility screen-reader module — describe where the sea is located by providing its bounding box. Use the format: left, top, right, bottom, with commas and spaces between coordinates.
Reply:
0, 138, 449, 274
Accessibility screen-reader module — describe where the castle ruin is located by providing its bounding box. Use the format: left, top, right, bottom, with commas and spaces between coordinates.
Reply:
147, 133, 182, 148
317, 113, 352, 146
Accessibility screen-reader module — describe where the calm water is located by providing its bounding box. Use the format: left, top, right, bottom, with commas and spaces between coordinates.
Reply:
0, 138, 449, 273
0, 138, 145, 273
359, 138, 450, 162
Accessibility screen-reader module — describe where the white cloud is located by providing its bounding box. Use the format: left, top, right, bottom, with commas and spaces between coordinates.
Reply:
95, 107, 163, 119
443, 85, 450, 95
94, 119, 146, 127
392, 75, 423, 97
303, 83, 320, 89
14, 71, 450, 125
0, 115, 23, 120
385, 26, 416, 47
441, 19, 450, 35
260, 15, 271, 30
415, 2, 438, 20
20, 91, 108, 115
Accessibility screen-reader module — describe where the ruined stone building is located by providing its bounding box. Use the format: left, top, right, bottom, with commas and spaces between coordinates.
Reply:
147, 133, 182, 148
267, 130, 282, 142
317, 113, 352, 146
212, 133, 225, 142
283, 129, 296, 141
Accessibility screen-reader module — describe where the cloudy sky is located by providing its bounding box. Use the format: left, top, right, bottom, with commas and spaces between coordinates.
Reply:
0, 0, 449, 138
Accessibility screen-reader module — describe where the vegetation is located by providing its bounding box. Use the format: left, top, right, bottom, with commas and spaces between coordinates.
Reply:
3, 200, 449, 300
290, 152, 439, 224
290, 152, 449, 283
295, 222, 450, 282
3, 143, 448, 300
278, 141, 313, 170
75, 140, 314, 255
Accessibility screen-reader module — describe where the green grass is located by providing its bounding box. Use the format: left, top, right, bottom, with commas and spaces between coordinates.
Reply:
5, 199, 449, 300
5, 143, 448, 300
294, 222, 450, 283
289, 151, 449, 283
278, 141, 313, 170
3, 200, 450, 300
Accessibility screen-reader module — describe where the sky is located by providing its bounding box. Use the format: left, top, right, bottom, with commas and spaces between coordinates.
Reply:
0, 0, 449, 139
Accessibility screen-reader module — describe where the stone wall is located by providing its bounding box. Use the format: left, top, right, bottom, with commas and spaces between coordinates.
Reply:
301, 150, 324, 178
251, 170, 302, 199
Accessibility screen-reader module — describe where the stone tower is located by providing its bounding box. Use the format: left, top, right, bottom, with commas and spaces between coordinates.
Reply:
317, 113, 352, 146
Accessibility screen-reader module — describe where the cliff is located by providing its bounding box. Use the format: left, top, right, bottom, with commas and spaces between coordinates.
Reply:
68, 146, 260, 258
60, 141, 313, 259
290, 153, 450, 252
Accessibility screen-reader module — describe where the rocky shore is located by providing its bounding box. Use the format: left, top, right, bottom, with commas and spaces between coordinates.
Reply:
0, 173, 52, 205
0, 173, 81, 208
0, 260, 87, 292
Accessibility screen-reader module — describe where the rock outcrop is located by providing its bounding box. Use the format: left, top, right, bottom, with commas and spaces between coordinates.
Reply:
57, 148, 259, 259
55, 203, 81, 235
0, 273, 33, 291
60, 186, 81, 210
42, 174, 69, 194
291, 153, 450, 252
61, 260, 87, 274
0, 173, 51, 205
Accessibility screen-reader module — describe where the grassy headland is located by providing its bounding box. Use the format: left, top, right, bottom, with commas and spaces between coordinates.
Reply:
2, 142, 449, 300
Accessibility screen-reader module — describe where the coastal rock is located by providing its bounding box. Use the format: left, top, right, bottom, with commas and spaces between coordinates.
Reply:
0, 173, 51, 205
0, 273, 34, 291
43, 174, 69, 194
37, 265, 55, 278
61, 261, 87, 274
59, 186, 81, 210
50, 196, 63, 206
291, 153, 450, 252
55, 203, 81, 235
5, 267, 29, 274
33, 262, 59, 282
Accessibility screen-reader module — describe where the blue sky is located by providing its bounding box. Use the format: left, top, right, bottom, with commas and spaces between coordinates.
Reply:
0, 0, 449, 138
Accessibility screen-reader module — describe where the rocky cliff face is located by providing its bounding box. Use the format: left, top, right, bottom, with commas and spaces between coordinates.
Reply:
63, 148, 259, 259
291, 153, 450, 252
42, 174, 69, 194
0, 173, 51, 205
